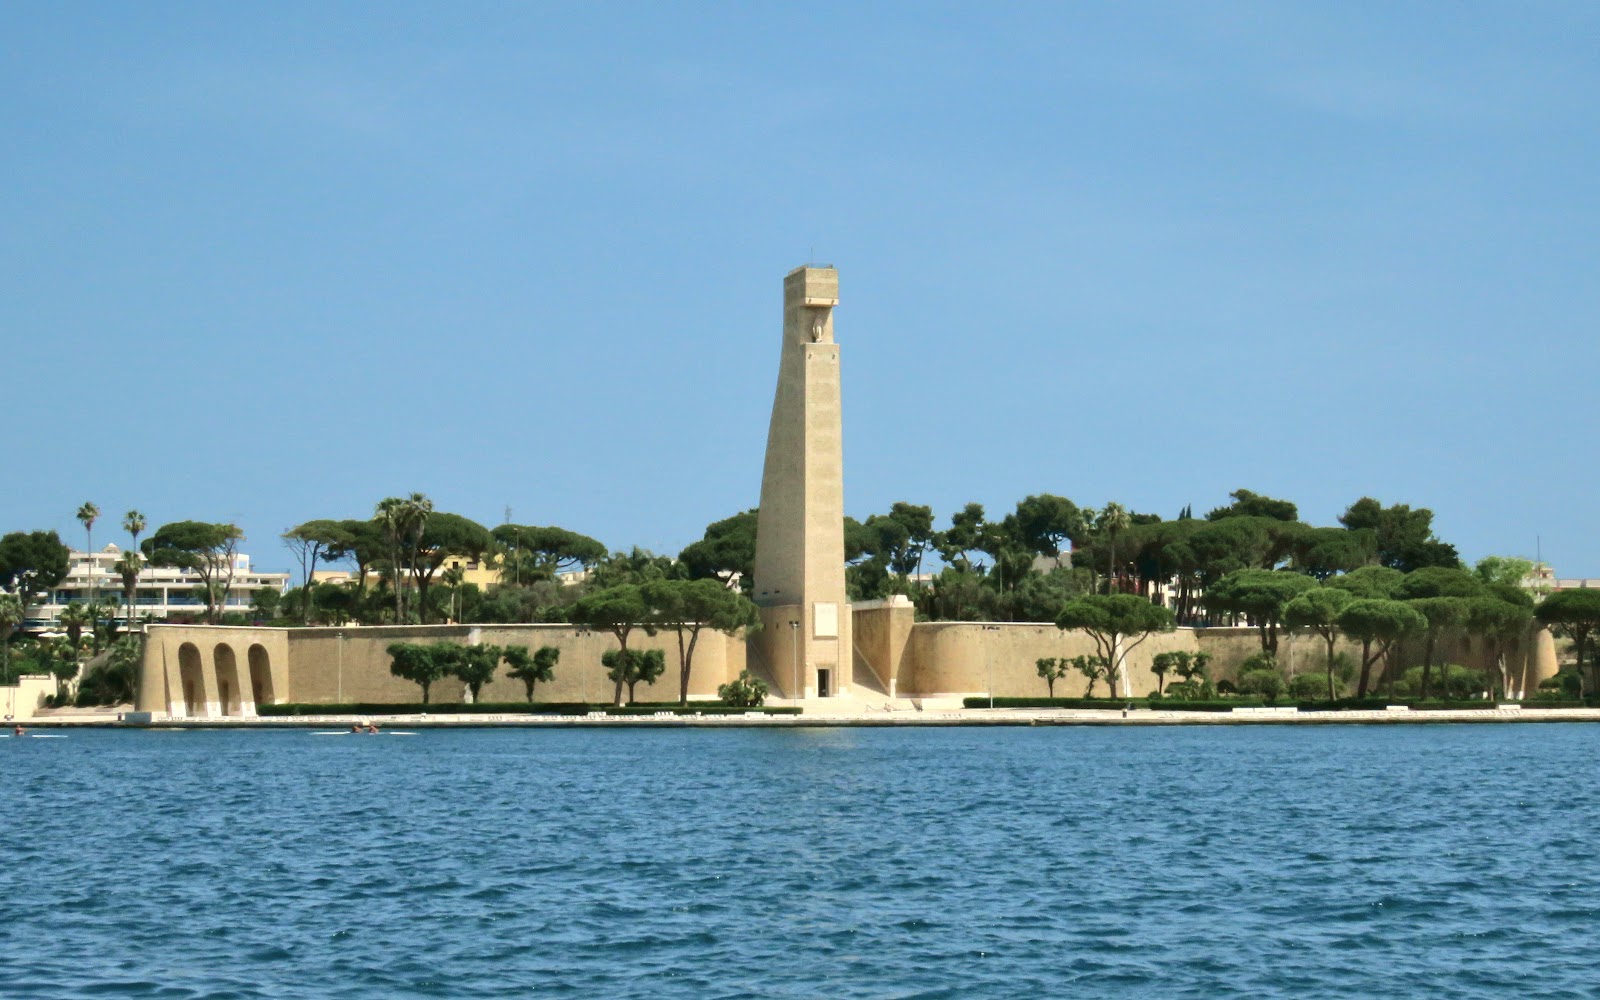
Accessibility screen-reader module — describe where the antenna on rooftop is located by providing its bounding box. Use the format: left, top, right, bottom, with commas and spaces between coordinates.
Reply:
504, 505, 512, 525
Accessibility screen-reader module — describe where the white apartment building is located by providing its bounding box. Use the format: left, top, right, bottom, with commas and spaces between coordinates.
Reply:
28, 545, 290, 629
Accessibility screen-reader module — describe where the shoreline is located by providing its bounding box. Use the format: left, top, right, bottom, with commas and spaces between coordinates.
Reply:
20, 706, 1600, 729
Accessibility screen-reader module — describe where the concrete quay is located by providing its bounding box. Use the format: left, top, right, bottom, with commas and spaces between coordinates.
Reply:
24, 704, 1600, 729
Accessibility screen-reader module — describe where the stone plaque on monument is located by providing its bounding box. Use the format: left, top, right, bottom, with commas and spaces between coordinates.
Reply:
814, 602, 838, 639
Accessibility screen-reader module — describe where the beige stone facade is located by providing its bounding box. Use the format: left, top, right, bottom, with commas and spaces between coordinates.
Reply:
136, 623, 747, 718
751, 266, 852, 698
133, 610, 1558, 718
1, 675, 59, 721
850, 602, 1558, 701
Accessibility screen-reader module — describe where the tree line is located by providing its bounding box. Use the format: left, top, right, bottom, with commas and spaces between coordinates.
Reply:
384, 576, 760, 707
0, 507, 152, 696
9, 487, 1600, 708
1028, 560, 1600, 703
386, 642, 560, 704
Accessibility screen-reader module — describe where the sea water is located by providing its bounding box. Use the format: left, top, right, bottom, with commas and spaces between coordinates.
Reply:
2, 724, 1598, 998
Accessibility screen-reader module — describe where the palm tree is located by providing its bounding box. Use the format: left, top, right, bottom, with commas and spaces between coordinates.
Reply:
123, 510, 146, 551
77, 501, 100, 603
1097, 502, 1132, 595
115, 550, 144, 635
0, 594, 22, 680
372, 496, 400, 617
43, 637, 80, 702
479, 542, 503, 580
375, 493, 432, 622
57, 602, 92, 654
405, 493, 433, 608
441, 564, 466, 622
376, 498, 409, 622
95, 598, 122, 653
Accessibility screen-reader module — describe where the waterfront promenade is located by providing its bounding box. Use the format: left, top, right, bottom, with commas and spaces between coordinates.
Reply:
26, 703, 1600, 729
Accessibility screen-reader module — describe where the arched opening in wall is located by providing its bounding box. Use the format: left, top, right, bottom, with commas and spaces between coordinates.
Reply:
214, 644, 243, 717
176, 643, 204, 718
249, 645, 275, 707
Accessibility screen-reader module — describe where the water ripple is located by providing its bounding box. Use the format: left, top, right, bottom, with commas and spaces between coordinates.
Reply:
4, 725, 1600, 996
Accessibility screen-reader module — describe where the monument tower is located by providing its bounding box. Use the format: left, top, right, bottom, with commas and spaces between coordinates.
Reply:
751, 265, 852, 699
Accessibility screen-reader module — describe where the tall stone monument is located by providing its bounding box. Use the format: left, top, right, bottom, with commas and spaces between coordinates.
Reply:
751, 265, 852, 699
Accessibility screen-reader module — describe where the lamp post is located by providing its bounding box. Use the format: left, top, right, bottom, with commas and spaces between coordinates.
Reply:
576, 628, 590, 705
789, 620, 800, 702
981, 624, 1001, 709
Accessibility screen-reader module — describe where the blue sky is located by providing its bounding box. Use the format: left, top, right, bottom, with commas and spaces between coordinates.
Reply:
3, 3, 1597, 575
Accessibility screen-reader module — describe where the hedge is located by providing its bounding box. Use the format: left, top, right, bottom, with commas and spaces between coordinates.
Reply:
964, 697, 1146, 710
964, 695, 1598, 714
962, 697, 1265, 712
599, 706, 802, 716
1159, 700, 1267, 712
258, 702, 800, 717
261, 702, 584, 716
1294, 698, 1396, 713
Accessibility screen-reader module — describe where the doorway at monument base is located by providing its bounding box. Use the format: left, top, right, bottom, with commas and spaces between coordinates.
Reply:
748, 603, 854, 701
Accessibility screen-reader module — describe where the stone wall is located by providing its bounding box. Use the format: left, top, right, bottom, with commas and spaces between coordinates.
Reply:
138, 627, 291, 718
139, 623, 746, 718
1, 675, 58, 721
851, 597, 912, 696
137, 610, 1560, 717
1191, 625, 1556, 697
900, 621, 1201, 698
848, 607, 1560, 701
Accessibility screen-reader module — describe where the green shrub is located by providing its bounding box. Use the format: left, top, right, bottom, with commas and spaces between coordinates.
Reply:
1331, 651, 1358, 686
1294, 697, 1395, 712
72, 636, 140, 707
1437, 663, 1488, 700
1162, 679, 1215, 701
958, 696, 1262, 712
1158, 700, 1262, 712
602, 706, 801, 716
1240, 651, 1278, 674
259, 702, 595, 716
1235, 653, 1284, 702
1215, 679, 1238, 695
1539, 671, 1583, 698
1393, 663, 1488, 700
1286, 674, 1327, 701
1237, 667, 1284, 703
963, 697, 1142, 710
256, 701, 801, 717
717, 670, 769, 708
